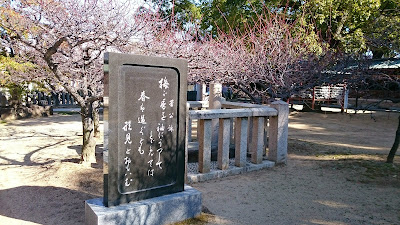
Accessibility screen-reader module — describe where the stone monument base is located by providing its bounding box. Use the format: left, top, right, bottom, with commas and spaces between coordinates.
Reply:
85, 186, 202, 225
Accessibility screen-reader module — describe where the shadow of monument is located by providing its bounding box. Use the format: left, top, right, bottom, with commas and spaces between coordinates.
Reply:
0, 186, 100, 225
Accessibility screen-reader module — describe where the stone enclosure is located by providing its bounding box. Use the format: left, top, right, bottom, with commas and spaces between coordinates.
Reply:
186, 94, 289, 183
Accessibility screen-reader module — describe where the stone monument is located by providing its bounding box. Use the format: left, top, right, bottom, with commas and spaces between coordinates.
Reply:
85, 53, 202, 225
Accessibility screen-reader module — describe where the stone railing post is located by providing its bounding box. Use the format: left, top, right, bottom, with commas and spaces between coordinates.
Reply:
195, 83, 203, 101
218, 118, 231, 170
250, 117, 265, 164
268, 101, 289, 164
209, 83, 223, 148
235, 117, 248, 167
209, 83, 222, 109
198, 119, 212, 173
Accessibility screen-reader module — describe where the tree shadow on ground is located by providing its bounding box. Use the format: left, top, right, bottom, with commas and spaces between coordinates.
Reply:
1, 113, 82, 127
0, 139, 68, 166
0, 186, 100, 225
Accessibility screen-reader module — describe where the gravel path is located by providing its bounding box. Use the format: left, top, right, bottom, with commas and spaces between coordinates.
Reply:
0, 111, 399, 225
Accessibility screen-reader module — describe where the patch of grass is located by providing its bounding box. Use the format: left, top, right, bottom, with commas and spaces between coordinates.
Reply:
0, 120, 6, 124
290, 138, 400, 186
331, 159, 400, 186
57, 111, 79, 115
173, 206, 216, 225
315, 151, 353, 158
289, 139, 353, 156
360, 161, 400, 179
173, 213, 215, 225
288, 139, 321, 155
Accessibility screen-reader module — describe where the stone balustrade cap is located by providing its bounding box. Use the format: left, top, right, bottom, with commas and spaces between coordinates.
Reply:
187, 101, 209, 108
221, 100, 288, 109
189, 107, 277, 119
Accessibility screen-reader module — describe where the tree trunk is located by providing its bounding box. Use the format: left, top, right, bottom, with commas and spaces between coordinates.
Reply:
237, 84, 258, 104
80, 104, 97, 163
387, 115, 400, 163
92, 100, 100, 137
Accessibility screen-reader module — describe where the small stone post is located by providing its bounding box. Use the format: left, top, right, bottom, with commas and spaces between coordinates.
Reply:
198, 119, 212, 173
218, 118, 231, 170
235, 117, 248, 167
268, 101, 289, 164
209, 83, 222, 109
247, 117, 253, 154
195, 83, 202, 101
201, 84, 207, 101
250, 117, 264, 164
209, 83, 223, 148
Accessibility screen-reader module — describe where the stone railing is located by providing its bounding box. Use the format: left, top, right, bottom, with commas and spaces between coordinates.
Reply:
186, 100, 288, 182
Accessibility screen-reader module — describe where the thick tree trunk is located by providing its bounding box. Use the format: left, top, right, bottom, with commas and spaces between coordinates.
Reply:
386, 115, 400, 163
237, 83, 258, 104
80, 104, 97, 163
92, 101, 100, 138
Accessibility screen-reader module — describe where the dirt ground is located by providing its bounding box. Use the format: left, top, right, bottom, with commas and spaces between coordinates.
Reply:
0, 110, 399, 225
